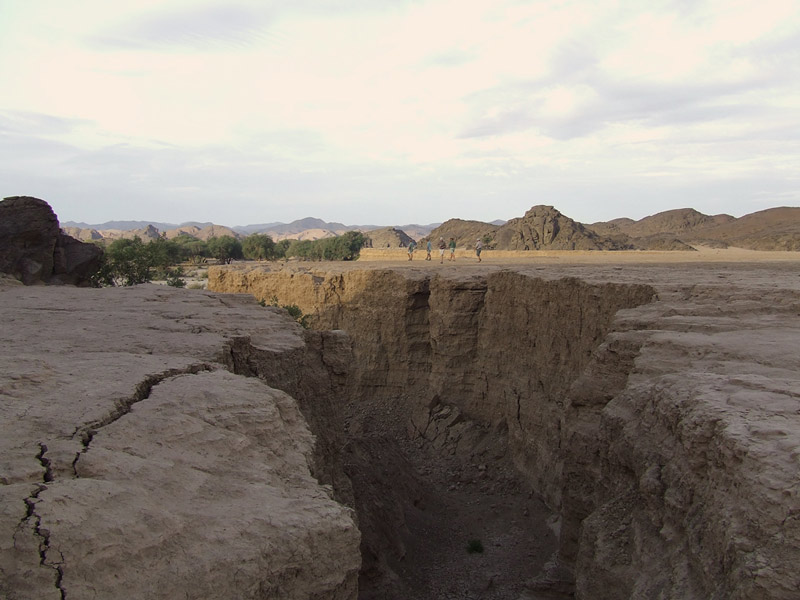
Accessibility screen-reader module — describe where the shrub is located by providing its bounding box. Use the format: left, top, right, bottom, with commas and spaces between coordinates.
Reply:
466, 539, 484, 554
260, 295, 310, 328
165, 267, 186, 288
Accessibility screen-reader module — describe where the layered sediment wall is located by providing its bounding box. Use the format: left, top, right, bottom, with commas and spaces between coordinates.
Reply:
209, 262, 800, 600
210, 267, 653, 507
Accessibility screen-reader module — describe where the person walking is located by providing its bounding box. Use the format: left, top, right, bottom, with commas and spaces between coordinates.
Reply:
475, 238, 483, 262
426, 240, 432, 261
407, 240, 417, 261
448, 237, 456, 261
438, 237, 447, 263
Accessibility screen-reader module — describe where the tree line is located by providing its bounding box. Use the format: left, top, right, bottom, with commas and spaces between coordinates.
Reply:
91, 231, 365, 286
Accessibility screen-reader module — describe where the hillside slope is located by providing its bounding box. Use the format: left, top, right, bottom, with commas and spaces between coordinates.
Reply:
588, 207, 800, 250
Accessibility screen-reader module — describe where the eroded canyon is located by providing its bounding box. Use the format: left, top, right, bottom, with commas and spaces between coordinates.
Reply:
209, 260, 800, 600
2, 258, 799, 599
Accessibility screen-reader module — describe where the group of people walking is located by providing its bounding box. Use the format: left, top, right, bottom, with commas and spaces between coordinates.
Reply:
407, 237, 483, 263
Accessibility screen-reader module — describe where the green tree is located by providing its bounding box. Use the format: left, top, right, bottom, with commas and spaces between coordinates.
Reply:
286, 239, 315, 260
93, 236, 195, 287
324, 231, 364, 260
147, 237, 182, 275
104, 237, 153, 286
242, 233, 276, 260
274, 239, 291, 259
206, 235, 243, 263
172, 234, 209, 263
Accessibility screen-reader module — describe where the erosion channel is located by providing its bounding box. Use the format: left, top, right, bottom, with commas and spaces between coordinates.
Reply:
210, 262, 800, 600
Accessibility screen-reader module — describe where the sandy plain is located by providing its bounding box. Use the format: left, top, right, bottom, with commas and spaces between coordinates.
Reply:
358, 245, 800, 265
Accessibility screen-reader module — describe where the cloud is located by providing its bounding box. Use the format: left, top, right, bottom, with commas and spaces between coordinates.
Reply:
455, 3, 800, 143
86, 4, 275, 51
0, 111, 93, 136
422, 49, 477, 68
1, 0, 798, 226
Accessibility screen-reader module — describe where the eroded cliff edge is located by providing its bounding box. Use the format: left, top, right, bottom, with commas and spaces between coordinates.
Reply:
0, 284, 360, 599
210, 262, 800, 600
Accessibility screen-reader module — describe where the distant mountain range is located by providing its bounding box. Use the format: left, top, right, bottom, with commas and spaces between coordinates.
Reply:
64, 220, 214, 231
63, 217, 445, 235
61, 216, 452, 246
62, 206, 800, 251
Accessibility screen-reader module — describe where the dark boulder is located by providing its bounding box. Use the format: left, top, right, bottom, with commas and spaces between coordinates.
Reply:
0, 196, 102, 285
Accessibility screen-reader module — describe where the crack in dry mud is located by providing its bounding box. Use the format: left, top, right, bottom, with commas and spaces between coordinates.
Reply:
71, 363, 214, 476
15, 444, 67, 599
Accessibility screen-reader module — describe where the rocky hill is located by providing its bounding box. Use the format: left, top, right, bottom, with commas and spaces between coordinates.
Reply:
163, 224, 203, 239
64, 224, 163, 242
423, 207, 703, 251
192, 224, 240, 241
697, 207, 800, 250
424, 219, 499, 248
62, 226, 104, 241
395, 223, 439, 239
494, 205, 630, 250
588, 207, 800, 250
278, 228, 337, 242
427, 206, 631, 250
363, 227, 415, 248
588, 208, 733, 238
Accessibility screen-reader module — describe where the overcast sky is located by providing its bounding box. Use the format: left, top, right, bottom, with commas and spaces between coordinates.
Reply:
1, 0, 798, 226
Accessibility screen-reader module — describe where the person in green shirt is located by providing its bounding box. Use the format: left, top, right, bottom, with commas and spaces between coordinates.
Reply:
448, 237, 456, 262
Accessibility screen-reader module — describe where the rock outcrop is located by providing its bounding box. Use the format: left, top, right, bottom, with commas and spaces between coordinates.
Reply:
363, 227, 415, 248
0, 196, 102, 285
209, 261, 800, 600
426, 207, 626, 251
0, 284, 360, 599
495, 205, 628, 250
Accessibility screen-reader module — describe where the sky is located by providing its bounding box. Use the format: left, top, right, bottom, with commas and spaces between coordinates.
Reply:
1, 0, 799, 227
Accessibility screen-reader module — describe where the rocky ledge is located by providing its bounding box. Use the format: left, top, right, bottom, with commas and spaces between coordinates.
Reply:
0, 283, 359, 599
